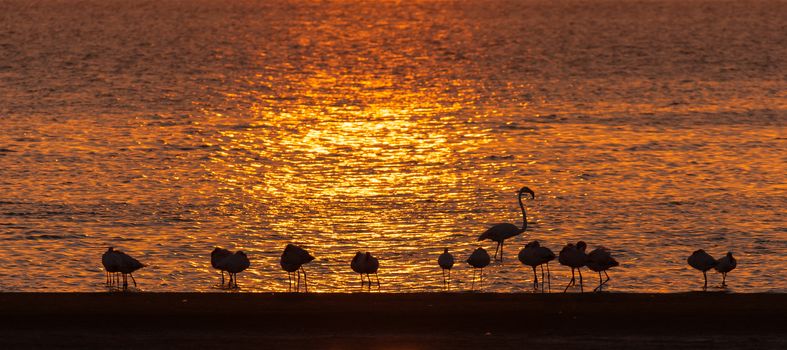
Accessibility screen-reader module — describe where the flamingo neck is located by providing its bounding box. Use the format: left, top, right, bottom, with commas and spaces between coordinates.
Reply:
518, 193, 527, 232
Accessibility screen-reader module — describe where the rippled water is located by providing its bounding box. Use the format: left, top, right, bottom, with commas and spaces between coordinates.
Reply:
0, 0, 785, 293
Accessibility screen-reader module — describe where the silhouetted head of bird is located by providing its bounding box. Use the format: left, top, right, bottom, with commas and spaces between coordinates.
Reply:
107, 247, 114, 252
526, 240, 540, 248
518, 186, 535, 199
443, 248, 449, 254
576, 241, 587, 252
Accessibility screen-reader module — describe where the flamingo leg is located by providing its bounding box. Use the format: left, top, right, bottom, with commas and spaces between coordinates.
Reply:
302, 267, 308, 292
375, 273, 380, 287
532, 266, 538, 290
540, 265, 546, 293
594, 271, 603, 292
703, 271, 708, 290
129, 273, 137, 288
721, 272, 727, 287
297, 269, 301, 291
603, 270, 611, 285
471, 269, 476, 291
122, 274, 128, 290
564, 268, 575, 293
546, 263, 552, 293
578, 268, 584, 293
221, 271, 225, 286
447, 269, 451, 290
500, 242, 504, 262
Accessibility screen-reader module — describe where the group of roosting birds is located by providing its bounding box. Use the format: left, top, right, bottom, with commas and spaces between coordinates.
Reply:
101, 186, 737, 292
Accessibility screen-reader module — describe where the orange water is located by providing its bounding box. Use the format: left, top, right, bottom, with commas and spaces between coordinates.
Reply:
0, 0, 785, 292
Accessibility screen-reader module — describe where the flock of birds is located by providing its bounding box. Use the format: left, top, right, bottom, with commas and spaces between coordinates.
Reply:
101, 186, 737, 293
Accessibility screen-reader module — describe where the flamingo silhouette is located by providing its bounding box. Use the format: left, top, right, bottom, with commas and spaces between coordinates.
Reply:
210, 247, 232, 287
437, 248, 455, 289
114, 249, 145, 291
586, 247, 619, 292
466, 247, 491, 291
715, 251, 736, 288
688, 249, 717, 290
351, 252, 365, 286
478, 186, 535, 262
518, 241, 555, 292
219, 251, 250, 289
364, 252, 380, 287
280, 244, 315, 292
101, 247, 121, 287
559, 241, 588, 292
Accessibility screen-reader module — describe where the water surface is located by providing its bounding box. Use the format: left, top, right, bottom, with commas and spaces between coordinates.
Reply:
0, 0, 785, 292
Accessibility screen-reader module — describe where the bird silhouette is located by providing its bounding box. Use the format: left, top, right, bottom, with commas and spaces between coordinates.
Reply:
687, 249, 717, 290
114, 249, 145, 291
437, 248, 455, 290
586, 247, 619, 292
351, 252, 365, 286
280, 244, 315, 292
219, 251, 250, 289
478, 186, 535, 262
210, 247, 232, 287
559, 241, 588, 292
518, 241, 555, 292
466, 247, 491, 290
714, 252, 736, 288
101, 247, 121, 287
364, 252, 380, 287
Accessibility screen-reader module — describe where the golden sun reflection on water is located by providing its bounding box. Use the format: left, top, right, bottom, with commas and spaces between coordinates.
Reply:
201, 84, 499, 291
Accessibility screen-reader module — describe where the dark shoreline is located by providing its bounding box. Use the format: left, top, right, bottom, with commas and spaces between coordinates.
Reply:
2, 292, 785, 349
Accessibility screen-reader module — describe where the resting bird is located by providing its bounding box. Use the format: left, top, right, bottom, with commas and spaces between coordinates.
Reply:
280, 244, 315, 292
714, 252, 736, 288
559, 241, 588, 292
586, 247, 619, 292
518, 241, 555, 292
364, 252, 380, 287
437, 248, 455, 289
219, 251, 250, 289
467, 247, 491, 290
687, 249, 717, 290
351, 252, 365, 285
211, 247, 232, 286
478, 186, 535, 262
115, 249, 145, 291
101, 247, 121, 286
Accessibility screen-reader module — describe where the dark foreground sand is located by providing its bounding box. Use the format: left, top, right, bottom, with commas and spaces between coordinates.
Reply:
1, 292, 785, 349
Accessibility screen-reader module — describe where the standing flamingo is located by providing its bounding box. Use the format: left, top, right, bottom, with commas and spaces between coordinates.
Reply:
211, 247, 232, 287
281, 244, 315, 292
437, 248, 455, 289
101, 247, 121, 286
364, 252, 380, 287
219, 251, 250, 289
115, 249, 145, 291
714, 252, 736, 288
466, 247, 491, 290
478, 186, 535, 262
351, 252, 366, 286
586, 247, 619, 292
518, 241, 555, 292
687, 249, 717, 290
559, 241, 588, 292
